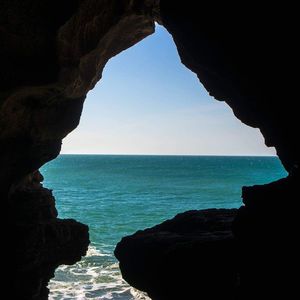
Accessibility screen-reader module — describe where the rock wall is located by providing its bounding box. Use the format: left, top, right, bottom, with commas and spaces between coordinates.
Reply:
159, 1, 299, 173
157, 2, 299, 298
10, 171, 89, 299
1, 0, 298, 299
1, 1, 157, 298
0, 0, 157, 194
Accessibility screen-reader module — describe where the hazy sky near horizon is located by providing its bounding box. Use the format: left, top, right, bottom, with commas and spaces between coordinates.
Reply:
61, 25, 275, 156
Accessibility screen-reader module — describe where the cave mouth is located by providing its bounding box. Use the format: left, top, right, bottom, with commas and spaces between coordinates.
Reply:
41, 25, 287, 299
3, 1, 297, 299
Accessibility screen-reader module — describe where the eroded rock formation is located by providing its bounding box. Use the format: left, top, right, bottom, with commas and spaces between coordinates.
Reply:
1, 0, 298, 299
115, 209, 238, 300
0, 0, 157, 195
1, 0, 157, 298
9, 170, 89, 300
156, 2, 299, 299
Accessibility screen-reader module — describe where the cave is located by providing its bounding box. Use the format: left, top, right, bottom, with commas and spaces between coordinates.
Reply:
1, 1, 299, 300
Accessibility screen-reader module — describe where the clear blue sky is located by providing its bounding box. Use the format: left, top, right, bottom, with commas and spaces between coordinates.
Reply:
61, 25, 275, 156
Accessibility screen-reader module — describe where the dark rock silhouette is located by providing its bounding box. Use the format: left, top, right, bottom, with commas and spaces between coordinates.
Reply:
1, 0, 298, 299
8, 170, 89, 300
1, 1, 156, 298
115, 209, 238, 300
233, 172, 299, 299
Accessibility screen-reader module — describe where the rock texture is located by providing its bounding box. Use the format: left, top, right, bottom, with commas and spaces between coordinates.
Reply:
115, 209, 238, 300
1, 0, 298, 299
0, 0, 157, 195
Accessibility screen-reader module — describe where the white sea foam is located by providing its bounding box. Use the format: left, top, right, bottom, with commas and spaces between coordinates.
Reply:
48, 245, 150, 300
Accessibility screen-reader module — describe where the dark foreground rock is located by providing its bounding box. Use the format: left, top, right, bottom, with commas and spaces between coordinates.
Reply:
115, 209, 238, 300
233, 172, 299, 300
8, 171, 90, 300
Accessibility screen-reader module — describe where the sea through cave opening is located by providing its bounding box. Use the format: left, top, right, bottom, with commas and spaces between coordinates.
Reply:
41, 24, 287, 299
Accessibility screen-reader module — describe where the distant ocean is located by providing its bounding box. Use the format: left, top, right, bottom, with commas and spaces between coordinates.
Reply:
41, 155, 286, 299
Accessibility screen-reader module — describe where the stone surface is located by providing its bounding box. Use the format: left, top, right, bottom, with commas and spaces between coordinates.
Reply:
115, 209, 238, 300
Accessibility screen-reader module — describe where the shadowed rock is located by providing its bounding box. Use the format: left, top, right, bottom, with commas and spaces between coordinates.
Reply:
1, 1, 157, 298
233, 171, 299, 299
115, 209, 238, 300
8, 172, 89, 300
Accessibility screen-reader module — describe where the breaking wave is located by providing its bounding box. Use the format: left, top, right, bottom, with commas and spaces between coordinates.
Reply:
48, 245, 150, 300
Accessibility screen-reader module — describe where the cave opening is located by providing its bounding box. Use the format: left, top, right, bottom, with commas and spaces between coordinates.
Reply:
39, 24, 287, 299
3, 1, 298, 299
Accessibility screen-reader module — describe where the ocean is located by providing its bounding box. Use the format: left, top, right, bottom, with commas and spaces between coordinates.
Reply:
41, 155, 286, 299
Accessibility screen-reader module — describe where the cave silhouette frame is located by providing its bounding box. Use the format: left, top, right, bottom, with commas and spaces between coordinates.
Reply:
3, 1, 297, 299
49, 25, 283, 300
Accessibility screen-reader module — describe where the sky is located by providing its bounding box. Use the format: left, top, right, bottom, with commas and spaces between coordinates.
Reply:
61, 25, 275, 156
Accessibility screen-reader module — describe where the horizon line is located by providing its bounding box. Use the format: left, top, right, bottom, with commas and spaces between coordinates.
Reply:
59, 153, 277, 157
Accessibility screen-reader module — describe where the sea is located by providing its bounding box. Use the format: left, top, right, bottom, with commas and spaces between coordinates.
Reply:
41, 155, 287, 299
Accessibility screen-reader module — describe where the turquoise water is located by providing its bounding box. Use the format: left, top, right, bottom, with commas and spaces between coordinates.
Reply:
42, 155, 286, 299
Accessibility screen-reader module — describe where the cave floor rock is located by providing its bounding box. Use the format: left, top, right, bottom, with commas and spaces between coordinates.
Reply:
115, 209, 238, 300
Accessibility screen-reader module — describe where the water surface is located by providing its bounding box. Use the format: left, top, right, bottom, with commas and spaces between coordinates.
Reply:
42, 155, 286, 299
